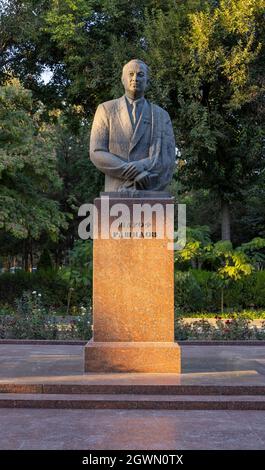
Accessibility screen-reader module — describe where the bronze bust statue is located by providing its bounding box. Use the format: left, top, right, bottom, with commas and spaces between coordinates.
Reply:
90, 59, 176, 192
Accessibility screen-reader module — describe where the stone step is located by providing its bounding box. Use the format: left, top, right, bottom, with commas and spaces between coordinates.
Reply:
1, 393, 265, 410
0, 383, 265, 396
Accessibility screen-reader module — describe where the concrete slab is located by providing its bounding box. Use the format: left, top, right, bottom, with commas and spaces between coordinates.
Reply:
0, 409, 264, 450
0, 344, 265, 449
0, 344, 265, 386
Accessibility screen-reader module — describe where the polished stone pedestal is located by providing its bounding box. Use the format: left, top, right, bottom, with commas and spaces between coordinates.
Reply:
84, 192, 181, 373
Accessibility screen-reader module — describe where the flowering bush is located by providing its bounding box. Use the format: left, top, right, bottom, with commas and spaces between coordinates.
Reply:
58, 304, 92, 340
11, 291, 58, 339
2, 291, 265, 341
73, 305, 92, 340
214, 317, 253, 340
174, 317, 265, 340
0, 291, 92, 340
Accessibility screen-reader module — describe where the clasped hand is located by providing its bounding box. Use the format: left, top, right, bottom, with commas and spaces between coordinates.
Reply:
122, 161, 145, 179
122, 161, 150, 189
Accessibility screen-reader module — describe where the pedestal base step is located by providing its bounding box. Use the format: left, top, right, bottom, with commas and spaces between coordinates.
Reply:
0, 383, 264, 395
0, 393, 265, 410
84, 341, 181, 373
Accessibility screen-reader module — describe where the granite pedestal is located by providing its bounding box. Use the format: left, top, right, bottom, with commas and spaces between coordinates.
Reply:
84, 192, 181, 373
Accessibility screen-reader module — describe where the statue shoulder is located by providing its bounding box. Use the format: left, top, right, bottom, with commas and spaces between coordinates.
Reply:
97, 98, 120, 114
150, 102, 170, 120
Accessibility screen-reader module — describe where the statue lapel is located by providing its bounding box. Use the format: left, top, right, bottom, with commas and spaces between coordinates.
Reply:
129, 100, 151, 154
116, 96, 134, 141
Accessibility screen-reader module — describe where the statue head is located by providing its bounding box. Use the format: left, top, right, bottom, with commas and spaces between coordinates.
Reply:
121, 59, 149, 100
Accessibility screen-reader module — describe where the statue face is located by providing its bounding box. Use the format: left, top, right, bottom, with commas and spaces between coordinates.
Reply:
122, 61, 148, 99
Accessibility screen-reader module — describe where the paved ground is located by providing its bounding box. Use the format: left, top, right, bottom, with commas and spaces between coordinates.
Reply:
0, 343, 265, 385
0, 408, 265, 450
0, 344, 265, 450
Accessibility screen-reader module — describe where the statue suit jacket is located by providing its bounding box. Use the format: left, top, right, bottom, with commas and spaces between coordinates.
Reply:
90, 95, 176, 191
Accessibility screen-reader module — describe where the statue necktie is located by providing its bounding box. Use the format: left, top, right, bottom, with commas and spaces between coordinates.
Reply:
132, 101, 137, 128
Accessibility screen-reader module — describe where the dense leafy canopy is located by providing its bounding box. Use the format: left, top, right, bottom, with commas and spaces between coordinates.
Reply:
0, 0, 264, 271
0, 78, 67, 240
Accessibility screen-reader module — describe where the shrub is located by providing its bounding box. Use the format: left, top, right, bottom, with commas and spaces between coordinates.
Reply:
174, 271, 203, 312
0, 316, 10, 338
11, 291, 59, 340
1, 291, 93, 340
214, 317, 253, 340
174, 317, 215, 340
174, 316, 265, 340
37, 248, 54, 270
174, 269, 265, 312
178, 310, 265, 319
0, 269, 91, 311
69, 304, 92, 340
191, 269, 220, 310
251, 271, 265, 308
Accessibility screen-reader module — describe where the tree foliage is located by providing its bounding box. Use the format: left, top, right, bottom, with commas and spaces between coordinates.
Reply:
144, 0, 265, 239
0, 0, 264, 265
0, 78, 67, 241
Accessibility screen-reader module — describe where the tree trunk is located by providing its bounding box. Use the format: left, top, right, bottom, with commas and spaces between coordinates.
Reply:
221, 288, 224, 313
29, 238, 33, 272
23, 239, 29, 272
221, 200, 231, 241
191, 259, 197, 269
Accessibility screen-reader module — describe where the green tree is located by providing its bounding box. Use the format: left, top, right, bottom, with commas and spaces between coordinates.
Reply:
175, 225, 212, 269
0, 0, 154, 112
0, 79, 67, 270
59, 239, 93, 314
144, 0, 265, 241
239, 237, 265, 270
212, 241, 253, 312
1, 0, 265, 246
